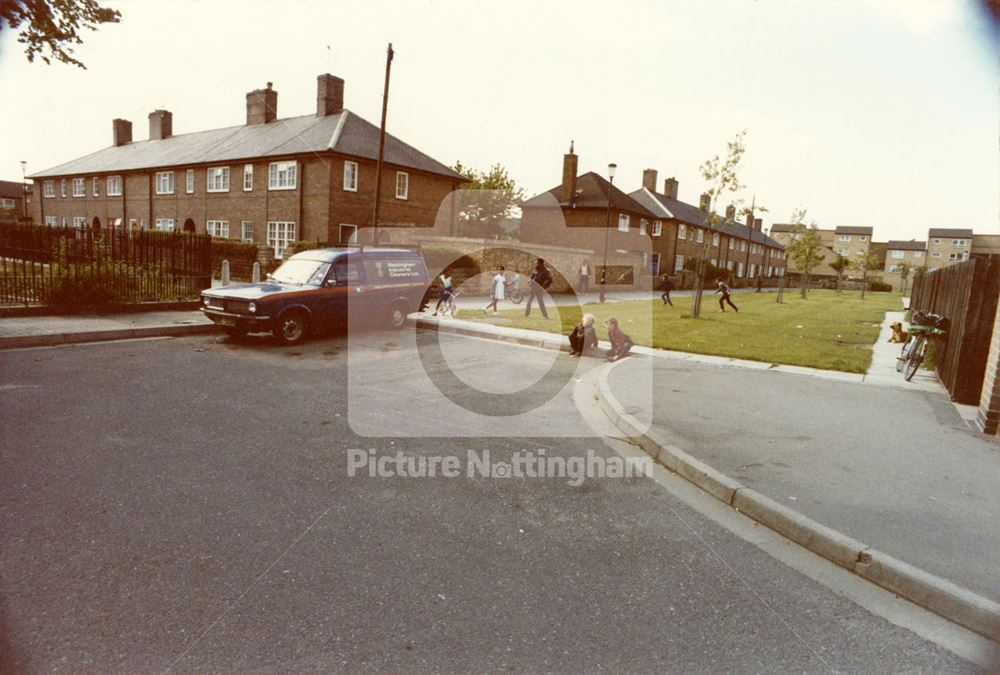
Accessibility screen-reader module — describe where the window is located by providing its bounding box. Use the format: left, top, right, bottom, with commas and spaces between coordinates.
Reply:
60, 179, 66, 197
155, 172, 174, 195
712, 233, 719, 247
729, 238, 735, 250
45, 215, 57, 227
618, 214, 630, 232
677, 224, 686, 240
241, 221, 254, 243
838, 234, 851, 242
43, 180, 55, 197
186, 169, 194, 194
267, 221, 297, 258
395, 171, 409, 199
71, 178, 85, 197
243, 165, 253, 191
207, 167, 229, 192
695, 229, 704, 244
73, 216, 86, 228
340, 224, 358, 243
652, 220, 662, 237
268, 161, 297, 190
931, 252, 941, 258
932, 238, 941, 245
61, 216, 67, 227
740, 241, 746, 252
207, 220, 229, 237
837, 247, 849, 256
674, 255, 685, 272
914, 251, 923, 258
1, 198, 14, 209
948, 252, 958, 261
749, 263, 756, 278
107, 176, 122, 196
726, 260, 734, 271
651, 253, 660, 275
737, 262, 744, 277
888, 264, 902, 273
891, 250, 904, 259
953, 239, 967, 247
639, 219, 648, 235
343, 161, 358, 191
140, 218, 149, 230
860, 235, 868, 242
155, 218, 174, 232
92, 177, 99, 197
711, 258, 717, 267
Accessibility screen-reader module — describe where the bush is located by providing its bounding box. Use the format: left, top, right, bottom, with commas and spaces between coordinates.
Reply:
41, 238, 172, 306
211, 238, 260, 279
285, 240, 322, 257
869, 280, 892, 293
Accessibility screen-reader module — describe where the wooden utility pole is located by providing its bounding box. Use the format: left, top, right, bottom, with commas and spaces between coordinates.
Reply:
372, 42, 394, 245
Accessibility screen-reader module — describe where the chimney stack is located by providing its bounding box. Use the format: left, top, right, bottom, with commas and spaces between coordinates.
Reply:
317, 73, 344, 116
725, 204, 736, 221
246, 82, 278, 125
753, 217, 763, 232
148, 109, 172, 140
112, 118, 132, 147
699, 192, 711, 212
560, 141, 578, 204
642, 169, 658, 192
663, 177, 678, 200
745, 212, 753, 227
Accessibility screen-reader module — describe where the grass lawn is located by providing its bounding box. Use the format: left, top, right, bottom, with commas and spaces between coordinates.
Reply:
457, 290, 904, 373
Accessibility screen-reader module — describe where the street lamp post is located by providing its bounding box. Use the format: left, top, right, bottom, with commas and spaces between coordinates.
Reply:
20, 160, 27, 220
600, 162, 617, 303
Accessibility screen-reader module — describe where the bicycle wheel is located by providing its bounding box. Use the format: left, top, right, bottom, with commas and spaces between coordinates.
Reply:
904, 336, 926, 382
509, 288, 523, 304
897, 336, 915, 372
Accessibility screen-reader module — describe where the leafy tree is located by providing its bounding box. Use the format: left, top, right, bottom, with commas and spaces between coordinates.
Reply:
784, 209, 825, 298
451, 161, 525, 239
851, 250, 882, 299
897, 262, 912, 295
829, 255, 851, 293
1, 0, 120, 69
691, 130, 747, 318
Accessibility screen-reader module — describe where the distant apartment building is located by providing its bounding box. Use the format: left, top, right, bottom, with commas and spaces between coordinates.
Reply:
768, 223, 842, 279
0, 180, 31, 221
883, 239, 926, 289
926, 228, 973, 270
28, 74, 464, 257
828, 226, 873, 259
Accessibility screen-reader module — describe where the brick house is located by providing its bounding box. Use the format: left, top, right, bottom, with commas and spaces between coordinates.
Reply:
629, 170, 786, 282
829, 226, 873, 259
519, 143, 659, 285
926, 228, 973, 270
29, 73, 464, 258
883, 239, 927, 289
768, 223, 842, 280
0, 180, 32, 222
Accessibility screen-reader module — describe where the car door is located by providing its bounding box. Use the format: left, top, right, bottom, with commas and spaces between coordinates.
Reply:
316, 256, 361, 329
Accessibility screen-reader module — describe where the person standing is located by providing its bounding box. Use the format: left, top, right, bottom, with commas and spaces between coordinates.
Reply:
525, 258, 552, 318
568, 313, 598, 356
658, 274, 674, 306
604, 317, 634, 362
579, 261, 590, 295
433, 272, 454, 315
714, 278, 739, 312
483, 266, 505, 314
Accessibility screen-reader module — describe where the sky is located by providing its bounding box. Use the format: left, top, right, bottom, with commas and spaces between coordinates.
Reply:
0, 0, 997, 242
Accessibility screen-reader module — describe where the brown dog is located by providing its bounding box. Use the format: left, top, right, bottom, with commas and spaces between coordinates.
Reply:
888, 322, 909, 343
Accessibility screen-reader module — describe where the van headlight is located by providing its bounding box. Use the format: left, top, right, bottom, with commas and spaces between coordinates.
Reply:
202, 296, 209, 306
248, 302, 257, 314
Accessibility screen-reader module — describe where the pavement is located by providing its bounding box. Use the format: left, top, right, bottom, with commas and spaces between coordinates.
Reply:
0, 309, 216, 349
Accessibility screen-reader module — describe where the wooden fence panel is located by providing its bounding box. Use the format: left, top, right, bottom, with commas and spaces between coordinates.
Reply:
910, 256, 1000, 404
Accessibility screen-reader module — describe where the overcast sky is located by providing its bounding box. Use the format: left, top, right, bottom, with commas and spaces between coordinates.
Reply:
1, 0, 997, 241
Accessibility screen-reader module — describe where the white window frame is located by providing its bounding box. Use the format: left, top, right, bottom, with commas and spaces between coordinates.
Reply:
729, 238, 735, 250
107, 176, 122, 196
891, 250, 904, 259
186, 169, 194, 194
44, 215, 57, 227
268, 161, 297, 190
933, 238, 941, 245
712, 233, 720, 247
652, 220, 662, 237
639, 219, 648, 235
241, 221, 254, 243
60, 179, 66, 197
343, 161, 358, 192
140, 218, 149, 230
73, 216, 86, 228
696, 229, 704, 244
207, 167, 230, 193
43, 181, 55, 197
92, 177, 99, 197
155, 218, 174, 232
737, 262, 744, 277
243, 164, 253, 191
395, 171, 409, 200
1, 198, 14, 209
860, 235, 868, 242
155, 171, 174, 195
206, 220, 229, 238
740, 241, 746, 252
677, 224, 686, 240
838, 234, 851, 242
674, 254, 684, 273
72, 177, 85, 197
61, 216, 67, 227
914, 251, 923, 258
267, 221, 297, 258
931, 252, 941, 258
340, 223, 358, 243
617, 213, 630, 232
953, 239, 967, 247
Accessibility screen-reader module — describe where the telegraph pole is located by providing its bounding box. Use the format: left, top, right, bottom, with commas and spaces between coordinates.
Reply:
371, 42, 394, 246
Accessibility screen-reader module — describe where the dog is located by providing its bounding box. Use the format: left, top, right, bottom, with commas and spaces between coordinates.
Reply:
888, 321, 909, 343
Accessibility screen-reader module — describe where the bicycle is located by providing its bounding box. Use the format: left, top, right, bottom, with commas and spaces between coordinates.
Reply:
505, 279, 524, 304
898, 310, 947, 382
436, 288, 460, 318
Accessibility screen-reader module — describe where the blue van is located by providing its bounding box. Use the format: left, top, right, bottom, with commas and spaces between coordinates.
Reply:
201, 247, 430, 344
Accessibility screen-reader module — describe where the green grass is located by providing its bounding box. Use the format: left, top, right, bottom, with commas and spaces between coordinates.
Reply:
459, 290, 902, 373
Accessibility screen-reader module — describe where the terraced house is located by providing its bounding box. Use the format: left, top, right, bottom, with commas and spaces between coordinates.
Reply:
28, 74, 464, 258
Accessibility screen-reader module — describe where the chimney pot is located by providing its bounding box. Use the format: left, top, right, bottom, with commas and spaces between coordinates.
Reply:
663, 177, 678, 200
148, 109, 172, 141
753, 217, 763, 231
642, 169, 658, 192
699, 193, 711, 212
247, 82, 278, 124
560, 141, 578, 204
112, 118, 132, 147
316, 73, 345, 116
725, 204, 736, 221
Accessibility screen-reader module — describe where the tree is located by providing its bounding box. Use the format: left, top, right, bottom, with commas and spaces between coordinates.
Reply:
851, 250, 882, 299
691, 130, 748, 318
897, 262, 912, 295
451, 161, 525, 239
1, 0, 120, 69
784, 209, 825, 299
829, 255, 851, 293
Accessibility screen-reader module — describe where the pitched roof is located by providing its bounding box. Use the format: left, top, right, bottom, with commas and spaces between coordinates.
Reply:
768, 223, 797, 233
928, 228, 973, 238
29, 111, 463, 180
886, 240, 926, 251
834, 225, 873, 235
522, 172, 656, 217
0, 180, 30, 198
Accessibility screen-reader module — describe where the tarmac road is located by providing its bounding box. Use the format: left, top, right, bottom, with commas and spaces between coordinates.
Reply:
0, 331, 983, 672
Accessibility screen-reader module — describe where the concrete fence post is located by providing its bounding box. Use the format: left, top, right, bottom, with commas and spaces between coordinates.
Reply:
221, 259, 230, 286
252, 262, 261, 283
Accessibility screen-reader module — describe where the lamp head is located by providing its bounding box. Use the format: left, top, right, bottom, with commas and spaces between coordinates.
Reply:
608, 163, 617, 179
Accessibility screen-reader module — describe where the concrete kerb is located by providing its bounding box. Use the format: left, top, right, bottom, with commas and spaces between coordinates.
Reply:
597, 356, 1000, 643
0, 323, 219, 350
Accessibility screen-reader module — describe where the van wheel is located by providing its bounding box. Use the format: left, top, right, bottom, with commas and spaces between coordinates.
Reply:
275, 311, 309, 345
388, 301, 409, 329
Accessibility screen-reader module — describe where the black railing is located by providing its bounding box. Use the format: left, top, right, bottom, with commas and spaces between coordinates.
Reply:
0, 224, 212, 306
